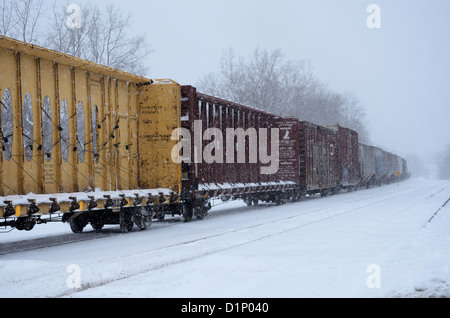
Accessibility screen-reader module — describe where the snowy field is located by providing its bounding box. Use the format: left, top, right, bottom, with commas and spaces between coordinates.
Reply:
1, 178, 450, 298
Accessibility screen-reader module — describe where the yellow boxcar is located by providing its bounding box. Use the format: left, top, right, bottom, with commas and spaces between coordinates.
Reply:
0, 36, 181, 221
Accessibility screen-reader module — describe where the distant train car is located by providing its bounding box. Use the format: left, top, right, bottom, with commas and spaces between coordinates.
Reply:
373, 147, 388, 185
392, 154, 409, 182
402, 158, 410, 180
274, 119, 338, 197
359, 144, 376, 188
392, 154, 402, 182
297, 121, 338, 196
385, 152, 397, 183
372, 147, 409, 185
327, 124, 360, 191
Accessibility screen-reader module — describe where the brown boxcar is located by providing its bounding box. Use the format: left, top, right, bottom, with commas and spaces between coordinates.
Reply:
275, 117, 301, 184
297, 121, 338, 196
327, 124, 360, 190
180, 86, 298, 206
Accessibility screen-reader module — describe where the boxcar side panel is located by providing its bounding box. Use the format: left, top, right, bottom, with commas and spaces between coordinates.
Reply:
137, 81, 181, 193
359, 143, 376, 186
298, 122, 338, 193
0, 47, 22, 196
39, 59, 60, 194
57, 64, 77, 193
128, 83, 139, 191
20, 53, 41, 195
329, 124, 360, 188
276, 118, 300, 183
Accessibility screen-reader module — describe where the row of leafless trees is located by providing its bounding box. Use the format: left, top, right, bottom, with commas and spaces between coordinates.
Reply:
2, 1, 370, 143
0, 0, 151, 76
197, 48, 371, 144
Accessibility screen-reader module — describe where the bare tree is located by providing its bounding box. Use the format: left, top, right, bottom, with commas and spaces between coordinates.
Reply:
338, 92, 370, 143
7, 1, 153, 76
197, 47, 371, 143
12, 0, 43, 43
198, 48, 248, 104
198, 47, 315, 116
291, 80, 341, 124
0, 0, 14, 36
85, 5, 151, 76
0, 0, 43, 43
45, 2, 96, 59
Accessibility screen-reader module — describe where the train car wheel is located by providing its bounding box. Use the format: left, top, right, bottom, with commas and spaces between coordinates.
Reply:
195, 207, 208, 220
275, 195, 282, 205
120, 221, 134, 233
183, 210, 193, 222
69, 216, 86, 233
120, 214, 134, 233
140, 213, 153, 230
91, 222, 104, 233
134, 207, 152, 231
24, 221, 36, 231
15, 217, 36, 231
14, 218, 25, 231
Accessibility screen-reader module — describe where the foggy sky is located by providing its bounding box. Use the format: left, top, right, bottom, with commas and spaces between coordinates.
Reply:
74, 0, 450, 161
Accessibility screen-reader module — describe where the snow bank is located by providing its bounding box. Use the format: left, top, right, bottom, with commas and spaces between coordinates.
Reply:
1, 178, 450, 298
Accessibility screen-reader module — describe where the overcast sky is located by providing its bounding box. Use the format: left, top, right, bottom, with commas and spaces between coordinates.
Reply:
73, 0, 450, 162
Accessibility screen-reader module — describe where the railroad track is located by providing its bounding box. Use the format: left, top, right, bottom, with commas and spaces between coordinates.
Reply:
1, 182, 444, 257
0, 230, 121, 256
0, 190, 387, 256
0, 217, 190, 256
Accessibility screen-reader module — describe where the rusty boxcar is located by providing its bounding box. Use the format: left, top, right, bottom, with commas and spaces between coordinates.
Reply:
180, 86, 298, 210
297, 121, 338, 196
327, 124, 360, 191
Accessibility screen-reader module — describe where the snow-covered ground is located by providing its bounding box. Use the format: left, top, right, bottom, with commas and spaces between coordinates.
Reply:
1, 178, 450, 298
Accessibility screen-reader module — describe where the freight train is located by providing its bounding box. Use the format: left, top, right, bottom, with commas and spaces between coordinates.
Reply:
0, 36, 409, 233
